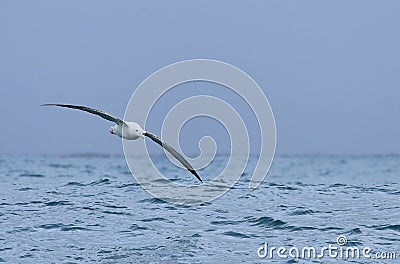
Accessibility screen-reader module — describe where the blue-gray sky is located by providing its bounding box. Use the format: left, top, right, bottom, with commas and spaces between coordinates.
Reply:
1, 1, 399, 155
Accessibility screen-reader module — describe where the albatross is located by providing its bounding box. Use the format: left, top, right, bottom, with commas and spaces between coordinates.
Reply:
42, 103, 202, 183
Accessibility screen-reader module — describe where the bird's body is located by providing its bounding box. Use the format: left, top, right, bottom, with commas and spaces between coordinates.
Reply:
42, 103, 202, 183
109, 122, 144, 140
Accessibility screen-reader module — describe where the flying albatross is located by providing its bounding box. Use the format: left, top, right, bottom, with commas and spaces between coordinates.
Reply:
42, 104, 202, 183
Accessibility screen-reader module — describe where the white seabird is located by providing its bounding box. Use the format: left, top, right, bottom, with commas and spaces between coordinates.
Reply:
42, 103, 203, 183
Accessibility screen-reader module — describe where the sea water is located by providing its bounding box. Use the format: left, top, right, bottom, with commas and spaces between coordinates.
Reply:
0, 155, 399, 263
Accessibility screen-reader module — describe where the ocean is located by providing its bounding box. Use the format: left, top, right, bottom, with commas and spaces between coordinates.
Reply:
0, 155, 399, 263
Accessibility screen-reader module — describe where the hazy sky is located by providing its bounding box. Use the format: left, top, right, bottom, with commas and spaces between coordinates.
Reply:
1, 1, 399, 155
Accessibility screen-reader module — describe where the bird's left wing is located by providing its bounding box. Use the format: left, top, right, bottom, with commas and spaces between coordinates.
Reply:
41, 104, 125, 125
144, 132, 203, 183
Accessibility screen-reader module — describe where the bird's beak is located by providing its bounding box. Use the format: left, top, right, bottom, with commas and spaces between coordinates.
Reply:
140, 132, 145, 139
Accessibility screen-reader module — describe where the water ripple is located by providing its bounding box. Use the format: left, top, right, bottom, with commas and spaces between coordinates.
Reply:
139, 217, 173, 223
44, 200, 72, 206
36, 223, 91, 232
246, 216, 287, 229
222, 231, 252, 238
89, 179, 111, 186
19, 173, 45, 178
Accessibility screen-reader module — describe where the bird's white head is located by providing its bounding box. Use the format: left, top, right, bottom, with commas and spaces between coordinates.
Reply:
109, 125, 117, 135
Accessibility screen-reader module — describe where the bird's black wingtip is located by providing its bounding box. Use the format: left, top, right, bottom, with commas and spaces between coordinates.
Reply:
189, 169, 203, 183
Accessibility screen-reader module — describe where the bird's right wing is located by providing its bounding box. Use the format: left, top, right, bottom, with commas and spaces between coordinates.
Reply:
41, 104, 125, 125
144, 132, 203, 183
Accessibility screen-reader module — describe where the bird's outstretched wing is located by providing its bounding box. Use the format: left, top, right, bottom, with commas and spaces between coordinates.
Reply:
41, 104, 125, 125
144, 132, 203, 183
